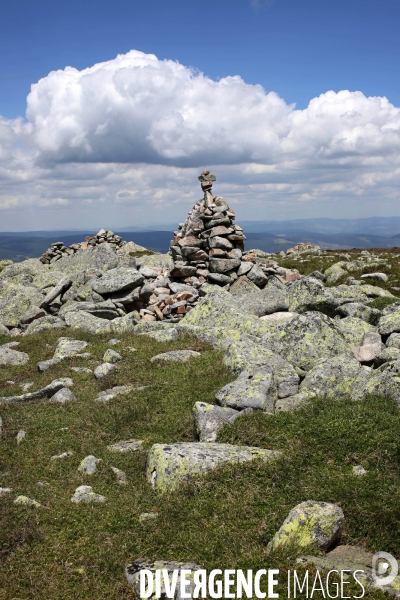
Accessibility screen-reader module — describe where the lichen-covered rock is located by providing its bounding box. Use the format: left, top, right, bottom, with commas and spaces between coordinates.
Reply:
378, 312, 400, 336
234, 285, 290, 317
260, 312, 296, 324
54, 337, 90, 359
275, 392, 312, 413
193, 401, 248, 442
126, 559, 202, 600
25, 315, 65, 335
14, 495, 43, 508
150, 350, 200, 363
335, 302, 381, 325
107, 439, 144, 452
360, 284, 394, 299
64, 311, 112, 334
0, 345, 29, 366
0, 284, 45, 327
336, 316, 377, 346
386, 332, 400, 349
94, 362, 115, 379
71, 485, 106, 503
111, 466, 127, 484
139, 327, 178, 342
110, 311, 140, 333
49, 243, 118, 275
229, 276, 259, 295
266, 500, 344, 553
49, 388, 77, 403
300, 356, 371, 401
59, 299, 120, 320
263, 311, 352, 372
0, 322, 9, 336
78, 455, 101, 475
147, 442, 280, 491
362, 365, 400, 402
324, 263, 348, 284
91, 267, 144, 294
19, 306, 46, 325
181, 288, 270, 349
288, 277, 336, 314
37, 357, 62, 372
40, 276, 72, 308
103, 348, 122, 363
215, 367, 276, 412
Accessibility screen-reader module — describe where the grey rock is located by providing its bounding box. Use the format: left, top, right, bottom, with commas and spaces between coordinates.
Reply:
260, 312, 296, 323
337, 316, 377, 346
139, 266, 159, 278
49, 388, 77, 403
78, 455, 101, 475
94, 385, 136, 403
91, 268, 144, 294
247, 264, 269, 287
94, 363, 116, 379
54, 337, 90, 358
51, 243, 118, 275
0, 323, 9, 336
0, 283, 45, 327
14, 495, 43, 508
103, 348, 122, 363
16, 430, 26, 444
40, 276, 72, 308
107, 439, 144, 452
216, 367, 277, 412
275, 392, 310, 413
335, 302, 381, 325
229, 276, 259, 295
111, 466, 127, 484
378, 311, 400, 336
25, 315, 65, 335
361, 272, 388, 282
0, 487, 12, 495
108, 338, 121, 346
37, 357, 62, 372
51, 451, 73, 460
236, 286, 290, 317
126, 559, 202, 600
139, 328, 178, 342
0, 345, 29, 366
71, 367, 93, 373
300, 356, 371, 400
147, 442, 281, 491
64, 311, 112, 334
353, 465, 367, 476
71, 485, 106, 503
374, 347, 400, 366
0, 378, 73, 404
208, 236, 233, 250
386, 332, 400, 348
207, 272, 232, 285
150, 350, 200, 363
19, 306, 46, 325
209, 257, 241, 274
193, 401, 250, 442
237, 261, 253, 277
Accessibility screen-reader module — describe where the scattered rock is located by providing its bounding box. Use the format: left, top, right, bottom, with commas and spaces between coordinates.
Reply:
78, 455, 101, 475
0, 345, 29, 366
49, 388, 77, 403
94, 362, 116, 379
111, 466, 127, 484
16, 430, 26, 444
103, 348, 122, 363
193, 401, 252, 442
0, 487, 12, 495
150, 350, 200, 363
353, 465, 367, 476
94, 385, 136, 403
361, 272, 388, 282
0, 378, 74, 404
266, 500, 344, 553
71, 485, 106, 503
51, 451, 73, 460
14, 495, 43, 508
107, 439, 144, 452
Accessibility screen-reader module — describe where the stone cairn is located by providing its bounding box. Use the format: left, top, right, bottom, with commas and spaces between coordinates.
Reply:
40, 229, 126, 264
169, 170, 247, 286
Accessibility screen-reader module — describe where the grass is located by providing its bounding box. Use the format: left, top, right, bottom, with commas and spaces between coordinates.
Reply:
0, 326, 399, 598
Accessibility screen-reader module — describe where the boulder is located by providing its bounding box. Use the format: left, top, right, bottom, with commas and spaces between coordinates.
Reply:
336, 316, 377, 346
25, 315, 65, 335
40, 276, 72, 308
64, 311, 112, 334
266, 500, 344, 553
0, 284, 45, 327
78, 455, 101, 475
300, 356, 371, 401
215, 367, 277, 412
335, 302, 381, 325
229, 276, 259, 295
0, 345, 29, 366
147, 442, 280, 491
49, 388, 77, 403
91, 268, 144, 295
54, 337, 90, 359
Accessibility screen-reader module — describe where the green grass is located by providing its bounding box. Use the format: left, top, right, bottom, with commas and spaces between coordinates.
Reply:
0, 327, 399, 598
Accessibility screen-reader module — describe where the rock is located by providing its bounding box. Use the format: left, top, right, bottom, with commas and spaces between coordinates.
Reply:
352, 344, 382, 363
0, 283, 45, 327
360, 284, 394, 299
353, 465, 367, 476
49, 388, 77, 403
126, 559, 203, 599
64, 311, 112, 334
20, 382, 34, 392
60, 300, 120, 320
138, 512, 158, 522
25, 315, 65, 335
260, 312, 296, 323
207, 272, 232, 285
19, 306, 46, 325
147, 442, 280, 491
0, 378, 73, 404
229, 276, 259, 295
386, 332, 400, 348
150, 350, 200, 363
111, 466, 127, 484
275, 392, 310, 413
78, 455, 101, 475
71, 367, 93, 374
51, 451, 73, 460
247, 264, 269, 287
0, 323, 9, 336
0, 345, 29, 366
0, 487, 12, 495
94, 363, 116, 379
16, 430, 26, 444
37, 357, 62, 372
324, 264, 348, 284
40, 276, 72, 308
193, 401, 250, 442
263, 311, 352, 372
14, 495, 43, 508
103, 348, 122, 363
361, 272, 388, 282
300, 356, 370, 400
94, 385, 135, 403
378, 312, 400, 336
335, 302, 381, 325
234, 286, 290, 317
209, 257, 241, 274
140, 266, 159, 278
108, 338, 121, 346
71, 485, 106, 503
216, 368, 277, 412
337, 316, 377, 346
374, 347, 400, 366
107, 439, 144, 452
91, 267, 144, 294
266, 500, 344, 553
110, 312, 140, 333
138, 327, 179, 342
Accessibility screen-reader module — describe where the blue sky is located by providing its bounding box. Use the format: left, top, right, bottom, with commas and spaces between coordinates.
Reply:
1, 0, 400, 230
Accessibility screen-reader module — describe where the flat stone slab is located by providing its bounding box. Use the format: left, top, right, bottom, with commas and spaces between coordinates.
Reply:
94, 385, 136, 403
0, 378, 73, 404
54, 337, 90, 358
40, 276, 72, 308
91, 267, 144, 294
0, 345, 29, 366
139, 328, 179, 342
107, 439, 144, 452
146, 442, 280, 491
150, 350, 200, 363
260, 312, 296, 323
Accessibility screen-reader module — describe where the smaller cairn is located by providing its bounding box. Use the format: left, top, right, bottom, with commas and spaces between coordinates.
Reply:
40, 229, 126, 264
169, 170, 246, 286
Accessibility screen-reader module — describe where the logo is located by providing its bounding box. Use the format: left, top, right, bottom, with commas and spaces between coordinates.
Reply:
372, 551, 398, 587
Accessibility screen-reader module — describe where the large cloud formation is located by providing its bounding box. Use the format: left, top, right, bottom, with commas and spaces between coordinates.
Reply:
1, 50, 400, 229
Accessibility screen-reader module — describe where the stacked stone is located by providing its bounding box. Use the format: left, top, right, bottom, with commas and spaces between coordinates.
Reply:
40, 229, 127, 264
169, 171, 246, 287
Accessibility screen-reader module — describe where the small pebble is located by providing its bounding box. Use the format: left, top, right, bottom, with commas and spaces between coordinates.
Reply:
51, 451, 72, 460
108, 339, 121, 346
16, 430, 26, 444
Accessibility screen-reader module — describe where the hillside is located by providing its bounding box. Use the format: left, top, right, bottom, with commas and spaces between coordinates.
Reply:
2, 236, 400, 598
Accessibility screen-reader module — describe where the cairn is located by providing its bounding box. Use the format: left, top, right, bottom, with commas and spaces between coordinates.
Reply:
40, 229, 126, 264
169, 170, 246, 286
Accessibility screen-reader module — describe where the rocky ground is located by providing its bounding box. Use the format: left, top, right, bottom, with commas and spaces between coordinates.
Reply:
2, 239, 400, 598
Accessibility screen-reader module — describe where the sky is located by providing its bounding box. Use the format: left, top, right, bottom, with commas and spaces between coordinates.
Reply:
1, 0, 400, 231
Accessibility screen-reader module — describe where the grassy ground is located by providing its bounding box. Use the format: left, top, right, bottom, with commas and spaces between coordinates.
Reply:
0, 326, 399, 598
